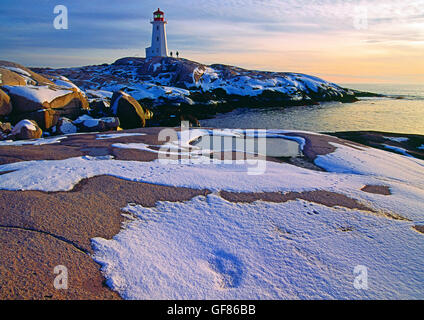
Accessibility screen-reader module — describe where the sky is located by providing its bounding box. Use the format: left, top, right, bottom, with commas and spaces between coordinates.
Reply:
0, 0, 423, 84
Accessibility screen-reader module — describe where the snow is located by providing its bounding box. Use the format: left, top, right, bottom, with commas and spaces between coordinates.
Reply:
74, 115, 99, 128
51, 77, 82, 92
96, 133, 146, 140
11, 119, 37, 134
315, 142, 423, 183
382, 144, 414, 158
59, 118, 77, 134
2, 85, 73, 104
101, 81, 190, 102
85, 89, 113, 100
0, 136, 66, 146
92, 194, 424, 299
1, 66, 31, 77
190, 66, 345, 98
383, 136, 409, 143
152, 63, 161, 72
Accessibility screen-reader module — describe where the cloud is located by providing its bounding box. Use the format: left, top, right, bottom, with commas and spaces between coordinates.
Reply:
0, 0, 423, 83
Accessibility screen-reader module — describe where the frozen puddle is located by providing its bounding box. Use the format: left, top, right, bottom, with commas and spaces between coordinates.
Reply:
192, 135, 302, 158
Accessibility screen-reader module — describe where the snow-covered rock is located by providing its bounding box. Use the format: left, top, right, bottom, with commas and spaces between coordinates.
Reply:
73, 114, 120, 132
0, 67, 27, 86
53, 117, 77, 135
0, 61, 90, 131
35, 57, 359, 107
9, 119, 42, 140
0, 60, 53, 86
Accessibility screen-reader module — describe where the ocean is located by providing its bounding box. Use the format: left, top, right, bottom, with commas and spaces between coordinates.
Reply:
200, 84, 424, 134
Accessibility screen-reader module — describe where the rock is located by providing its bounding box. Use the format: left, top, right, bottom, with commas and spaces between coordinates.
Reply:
144, 108, 154, 120
110, 91, 146, 129
53, 117, 78, 135
0, 89, 12, 116
180, 114, 200, 127
73, 115, 120, 133
0, 61, 89, 130
0, 122, 12, 134
0, 121, 12, 140
0, 60, 53, 85
9, 119, 42, 140
89, 100, 111, 118
2, 85, 89, 130
0, 67, 27, 86
12, 108, 61, 131
2, 85, 89, 114
102, 117, 120, 131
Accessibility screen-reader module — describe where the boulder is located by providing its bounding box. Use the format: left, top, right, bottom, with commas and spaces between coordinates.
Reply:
2, 85, 89, 114
89, 100, 111, 118
9, 119, 42, 140
12, 108, 62, 131
3, 85, 89, 129
0, 89, 12, 116
53, 117, 78, 135
110, 91, 146, 129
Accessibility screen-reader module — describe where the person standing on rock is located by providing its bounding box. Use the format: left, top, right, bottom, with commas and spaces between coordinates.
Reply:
176, 51, 179, 58
170, 51, 173, 57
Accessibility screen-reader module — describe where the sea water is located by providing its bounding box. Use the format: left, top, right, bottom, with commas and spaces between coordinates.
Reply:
200, 84, 424, 134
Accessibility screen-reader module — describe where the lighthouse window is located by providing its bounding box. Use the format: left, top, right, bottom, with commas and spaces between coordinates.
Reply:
157, 36, 159, 41
157, 26, 159, 30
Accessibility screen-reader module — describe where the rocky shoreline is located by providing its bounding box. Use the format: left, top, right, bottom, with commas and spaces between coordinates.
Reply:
0, 57, 385, 142
33, 57, 381, 128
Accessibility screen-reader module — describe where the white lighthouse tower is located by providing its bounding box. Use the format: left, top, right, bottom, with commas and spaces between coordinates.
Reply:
145, 8, 168, 58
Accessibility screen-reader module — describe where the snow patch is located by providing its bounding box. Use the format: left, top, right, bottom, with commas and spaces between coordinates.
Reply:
2, 85, 73, 104
383, 136, 409, 143
382, 144, 414, 158
0, 136, 66, 146
92, 194, 424, 299
97, 133, 146, 140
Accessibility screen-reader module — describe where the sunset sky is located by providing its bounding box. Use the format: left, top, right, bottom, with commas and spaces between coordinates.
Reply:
0, 0, 423, 84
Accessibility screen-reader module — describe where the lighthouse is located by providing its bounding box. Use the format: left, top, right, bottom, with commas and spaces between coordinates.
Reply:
145, 8, 168, 58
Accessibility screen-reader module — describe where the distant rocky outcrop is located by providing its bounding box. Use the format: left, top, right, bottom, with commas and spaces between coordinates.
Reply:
33, 56, 378, 127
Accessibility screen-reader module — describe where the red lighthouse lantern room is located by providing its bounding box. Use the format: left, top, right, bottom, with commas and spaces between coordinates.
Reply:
153, 8, 164, 21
